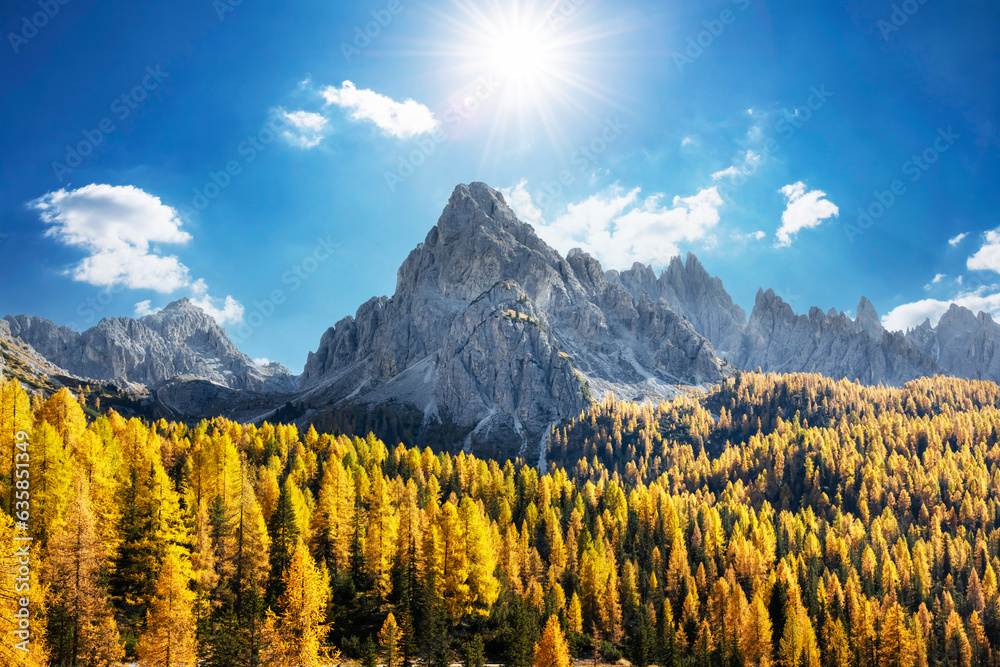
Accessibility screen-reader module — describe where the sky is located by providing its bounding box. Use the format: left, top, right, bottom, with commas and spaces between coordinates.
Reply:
1, 0, 998, 372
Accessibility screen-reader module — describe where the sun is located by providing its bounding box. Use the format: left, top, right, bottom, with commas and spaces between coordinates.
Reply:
418, 0, 629, 157
488, 23, 549, 84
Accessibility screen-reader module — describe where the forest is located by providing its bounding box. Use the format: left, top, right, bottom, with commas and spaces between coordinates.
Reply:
3, 370, 1000, 666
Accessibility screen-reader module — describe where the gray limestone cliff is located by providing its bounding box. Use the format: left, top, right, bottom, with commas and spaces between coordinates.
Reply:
299, 182, 723, 455
738, 290, 941, 384
904, 304, 1000, 382
4, 299, 296, 394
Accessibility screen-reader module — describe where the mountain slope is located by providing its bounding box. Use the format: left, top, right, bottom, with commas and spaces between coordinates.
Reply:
4, 299, 296, 393
299, 182, 722, 456
607, 253, 747, 359
737, 289, 942, 384
905, 304, 1000, 381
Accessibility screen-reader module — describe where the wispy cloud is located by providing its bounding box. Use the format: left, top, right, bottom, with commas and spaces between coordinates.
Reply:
711, 150, 762, 181
278, 108, 329, 148
949, 232, 968, 246
134, 300, 161, 317
924, 273, 947, 290
775, 182, 839, 247
967, 228, 1000, 273
189, 278, 244, 325
884, 230, 1000, 330
503, 180, 724, 269
321, 81, 438, 139
31, 184, 244, 325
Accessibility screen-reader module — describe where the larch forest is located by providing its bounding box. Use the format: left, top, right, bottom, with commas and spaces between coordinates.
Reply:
4, 370, 1000, 667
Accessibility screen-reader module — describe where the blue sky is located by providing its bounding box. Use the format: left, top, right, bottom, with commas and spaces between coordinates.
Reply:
1, 0, 998, 371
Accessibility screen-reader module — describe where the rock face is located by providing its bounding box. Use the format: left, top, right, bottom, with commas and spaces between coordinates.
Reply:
14, 180, 1000, 456
738, 290, 941, 384
905, 304, 1000, 381
4, 299, 296, 394
300, 182, 723, 455
602, 255, 942, 385
0, 318, 70, 386
607, 253, 747, 359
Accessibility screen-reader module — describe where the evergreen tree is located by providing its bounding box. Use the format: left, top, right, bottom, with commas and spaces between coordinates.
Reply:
138, 544, 197, 667
379, 612, 400, 667
533, 615, 571, 667
462, 633, 486, 667
46, 473, 122, 667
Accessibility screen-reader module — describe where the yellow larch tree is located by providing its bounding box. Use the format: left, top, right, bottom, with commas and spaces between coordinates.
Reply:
533, 615, 571, 667
261, 539, 332, 667
364, 468, 398, 601
45, 473, 122, 667
138, 544, 197, 667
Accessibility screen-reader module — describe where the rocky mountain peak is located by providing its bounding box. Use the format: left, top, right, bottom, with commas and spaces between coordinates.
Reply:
300, 182, 723, 459
753, 288, 795, 319
854, 296, 885, 339
4, 299, 295, 394
937, 303, 979, 331
435, 182, 527, 244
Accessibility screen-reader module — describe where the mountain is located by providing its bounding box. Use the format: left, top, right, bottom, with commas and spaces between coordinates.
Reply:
12, 181, 1000, 459
607, 253, 747, 359
4, 299, 296, 394
0, 317, 71, 393
298, 182, 723, 457
905, 304, 1000, 381
737, 289, 942, 384
604, 252, 940, 385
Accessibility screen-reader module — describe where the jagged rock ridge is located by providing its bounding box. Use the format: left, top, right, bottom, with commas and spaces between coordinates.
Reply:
905, 304, 1000, 382
299, 182, 723, 455
4, 299, 296, 394
739, 289, 942, 384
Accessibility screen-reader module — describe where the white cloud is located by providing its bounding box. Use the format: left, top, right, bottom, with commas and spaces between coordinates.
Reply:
924, 274, 947, 291
278, 108, 328, 148
882, 286, 1000, 332
712, 150, 763, 181
775, 182, 839, 247
681, 136, 694, 147
502, 181, 724, 269
32, 184, 244, 326
967, 228, 1000, 273
949, 232, 968, 246
134, 300, 161, 317
733, 230, 766, 242
190, 293, 244, 325
321, 81, 438, 139
31, 184, 192, 292
189, 278, 244, 325
502, 179, 544, 226
254, 357, 272, 366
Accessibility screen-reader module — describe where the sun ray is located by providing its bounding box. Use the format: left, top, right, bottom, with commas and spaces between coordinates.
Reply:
401, 0, 637, 164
